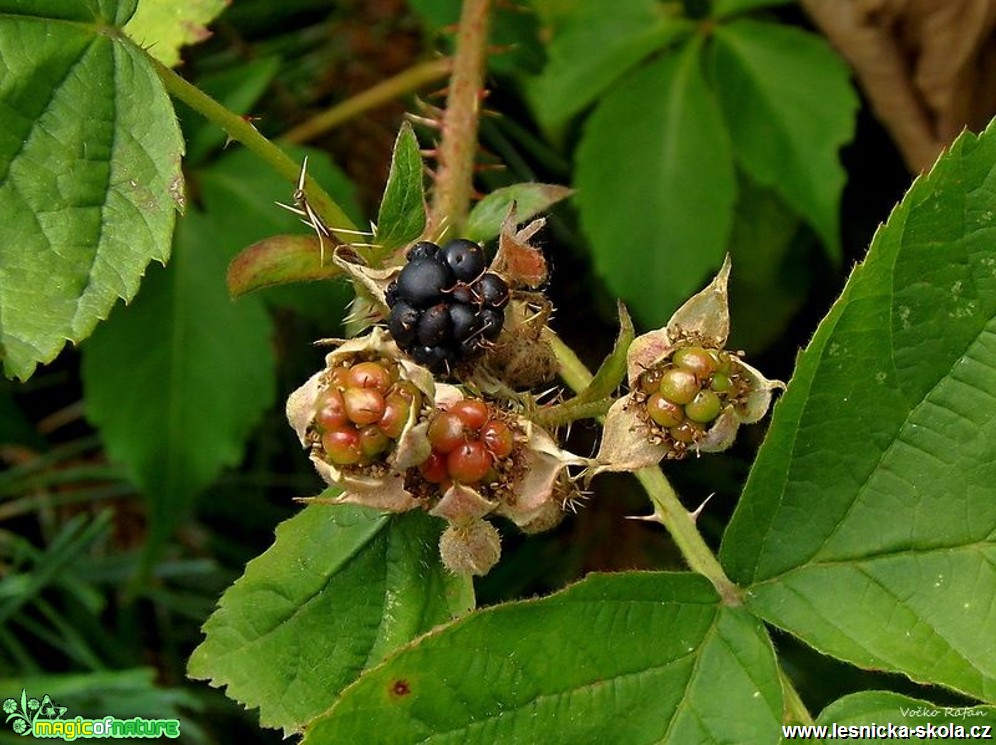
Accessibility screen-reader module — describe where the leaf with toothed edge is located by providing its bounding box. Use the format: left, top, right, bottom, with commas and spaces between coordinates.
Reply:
816, 691, 996, 735
303, 572, 783, 743
188, 504, 474, 736
464, 183, 573, 244
721, 121, 996, 704
124, 0, 228, 68
0, 0, 184, 380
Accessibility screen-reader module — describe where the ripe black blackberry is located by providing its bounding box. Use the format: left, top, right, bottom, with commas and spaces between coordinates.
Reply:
385, 238, 510, 373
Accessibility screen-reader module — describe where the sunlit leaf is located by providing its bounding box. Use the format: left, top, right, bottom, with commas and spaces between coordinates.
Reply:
465, 184, 572, 244
375, 122, 426, 251
816, 691, 996, 741
124, 0, 228, 68
0, 2, 183, 380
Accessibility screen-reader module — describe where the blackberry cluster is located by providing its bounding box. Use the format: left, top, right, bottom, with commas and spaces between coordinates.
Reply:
386, 239, 510, 373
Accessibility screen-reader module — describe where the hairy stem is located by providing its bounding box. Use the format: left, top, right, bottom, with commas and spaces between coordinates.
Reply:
544, 329, 740, 604
284, 58, 453, 144
146, 51, 359, 242
427, 0, 491, 239
533, 397, 614, 429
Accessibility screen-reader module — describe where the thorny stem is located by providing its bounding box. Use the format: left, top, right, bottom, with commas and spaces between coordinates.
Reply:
146, 52, 360, 244
543, 328, 741, 605
427, 0, 492, 240
283, 58, 453, 144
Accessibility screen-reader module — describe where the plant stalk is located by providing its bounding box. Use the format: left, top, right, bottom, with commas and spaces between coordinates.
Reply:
146, 51, 359, 243
533, 397, 614, 429
283, 58, 453, 144
543, 328, 741, 605
427, 0, 492, 239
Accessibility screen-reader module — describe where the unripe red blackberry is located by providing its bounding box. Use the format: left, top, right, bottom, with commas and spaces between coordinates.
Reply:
447, 441, 492, 484
419, 399, 519, 489
480, 419, 514, 458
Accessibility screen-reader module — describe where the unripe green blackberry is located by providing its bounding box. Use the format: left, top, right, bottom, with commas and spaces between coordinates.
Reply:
635, 343, 748, 454
658, 368, 700, 404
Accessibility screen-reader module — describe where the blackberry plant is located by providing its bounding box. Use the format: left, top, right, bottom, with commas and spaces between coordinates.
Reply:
2, 1, 994, 744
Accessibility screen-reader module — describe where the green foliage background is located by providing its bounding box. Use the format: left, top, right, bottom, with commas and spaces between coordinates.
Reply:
1, 0, 993, 742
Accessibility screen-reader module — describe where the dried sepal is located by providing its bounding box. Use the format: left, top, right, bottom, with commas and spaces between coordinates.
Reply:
331, 246, 398, 311
625, 255, 732, 385
481, 292, 558, 390
594, 397, 671, 472
429, 482, 497, 524
493, 207, 549, 289
493, 419, 586, 529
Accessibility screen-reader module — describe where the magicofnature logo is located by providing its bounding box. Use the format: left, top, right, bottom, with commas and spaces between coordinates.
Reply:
3, 690, 180, 740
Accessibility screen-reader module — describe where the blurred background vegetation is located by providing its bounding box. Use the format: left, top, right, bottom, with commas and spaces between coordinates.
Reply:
2, 0, 989, 740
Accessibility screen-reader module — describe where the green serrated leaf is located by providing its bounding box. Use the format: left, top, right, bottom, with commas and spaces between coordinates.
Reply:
531, 0, 693, 127
816, 691, 996, 741
576, 39, 736, 330
711, 0, 794, 18
721, 123, 996, 702
0, 0, 136, 24
0, 8, 183, 380
188, 504, 473, 736
123, 0, 228, 68
304, 573, 782, 743
464, 183, 572, 244
375, 122, 426, 251
81, 209, 275, 563
711, 19, 858, 259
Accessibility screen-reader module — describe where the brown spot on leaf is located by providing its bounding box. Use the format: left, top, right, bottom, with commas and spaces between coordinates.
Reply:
390, 679, 411, 697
